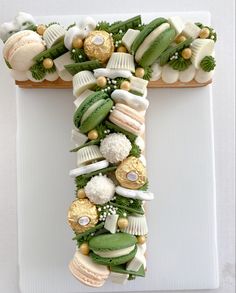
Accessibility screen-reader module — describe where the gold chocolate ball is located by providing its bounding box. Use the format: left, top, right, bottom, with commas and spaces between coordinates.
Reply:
36, 24, 47, 35
77, 188, 86, 199
67, 198, 98, 233
135, 67, 145, 78
87, 129, 99, 140
137, 235, 146, 244
80, 242, 90, 255
84, 30, 114, 63
199, 27, 210, 39
43, 58, 54, 69
115, 156, 147, 189
175, 35, 186, 44
96, 76, 107, 88
72, 37, 83, 49
118, 218, 129, 229
120, 80, 130, 91
117, 46, 127, 53
181, 48, 192, 59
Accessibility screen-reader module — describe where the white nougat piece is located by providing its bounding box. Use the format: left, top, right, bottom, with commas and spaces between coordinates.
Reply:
182, 22, 201, 39
104, 214, 119, 234
110, 272, 129, 284
122, 29, 140, 52
71, 129, 87, 146
126, 245, 146, 272
74, 89, 94, 108
59, 70, 73, 81
53, 52, 74, 73
129, 76, 148, 96
168, 16, 185, 35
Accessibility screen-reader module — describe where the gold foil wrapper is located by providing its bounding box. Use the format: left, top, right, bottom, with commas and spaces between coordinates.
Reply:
115, 156, 147, 189
67, 198, 98, 233
84, 30, 114, 63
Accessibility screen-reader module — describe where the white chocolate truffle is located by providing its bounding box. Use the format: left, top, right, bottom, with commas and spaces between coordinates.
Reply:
100, 133, 132, 164
85, 175, 115, 205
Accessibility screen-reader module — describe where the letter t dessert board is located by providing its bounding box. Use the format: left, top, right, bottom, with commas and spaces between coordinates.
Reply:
16, 12, 219, 293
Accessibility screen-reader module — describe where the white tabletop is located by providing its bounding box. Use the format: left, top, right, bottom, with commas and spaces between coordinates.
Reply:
0, 0, 235, 293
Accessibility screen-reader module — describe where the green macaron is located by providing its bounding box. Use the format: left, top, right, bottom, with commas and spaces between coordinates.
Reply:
131, 17, 167, 54
139, 28, 176, 67
73, 91, 113, 133
89, 233, 137, 266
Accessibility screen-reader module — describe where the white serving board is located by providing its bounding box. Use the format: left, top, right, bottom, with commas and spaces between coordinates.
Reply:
17, 12, 219, 293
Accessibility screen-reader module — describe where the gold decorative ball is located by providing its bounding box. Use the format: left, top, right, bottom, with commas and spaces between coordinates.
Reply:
117, 46, 127, 53
118, 218, 129, 229
36, 24, 47, 35
77, 188, 86, 199
96, 76, 107, 88
72, 37, 83, 49
135, 67, 145, 78
120, 80, 130, 91
175, 35, 186, 44
67, 198, 98, 233
137, 235, 146, 244
87, 129, 99, 140
115, 156, 147, 189
181, 48, 192, 60
80, 242, 90, 255
84, 30, 114, 63
199, 28, 210, 39
43, 58, 54, 69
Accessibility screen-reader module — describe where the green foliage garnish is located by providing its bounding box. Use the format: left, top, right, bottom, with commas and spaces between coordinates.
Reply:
139, 180, 149, 191
30, 63, 46, 80
67, 22, 76, 30
108, 15, 141, 34
45, 64, 56, 74
130, 142, 141, 157
169, 56, 191, 71
70, 48, 87, 63
75, 166, 117, 189
159, 38, 193, 66
73, 223, 105, 246
95, 123, 108, 139
70, 139, 99, 152
110, 195, 144, 216
113, 32, 125, 47
200, 55, 216, 72
96, 21, 111, 32
25, 23, 37, 31
143, 66, 153, 80
137, 23, 146, 31
195, 22, 217, 42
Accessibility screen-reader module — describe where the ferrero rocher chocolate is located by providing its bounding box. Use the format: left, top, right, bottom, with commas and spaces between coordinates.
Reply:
67, 198, 98, 233
115, 156, 147, 189
84, 30, 114, 63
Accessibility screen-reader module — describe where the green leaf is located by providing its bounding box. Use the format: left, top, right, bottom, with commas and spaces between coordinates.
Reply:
129, 142, 141, 157
105, 121, 137, 142
143, 66, 153, 81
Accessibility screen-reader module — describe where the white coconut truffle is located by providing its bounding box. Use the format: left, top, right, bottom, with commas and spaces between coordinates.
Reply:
100, 133, 132, 164
85, 175, 115, 205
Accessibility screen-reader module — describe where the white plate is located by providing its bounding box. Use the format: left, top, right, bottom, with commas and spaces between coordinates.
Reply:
17, 12, 219, 293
